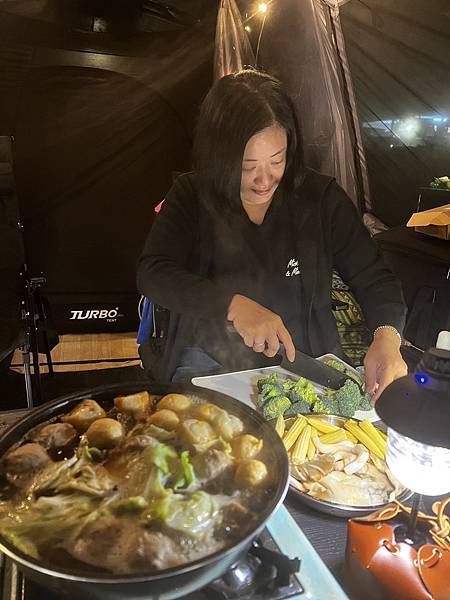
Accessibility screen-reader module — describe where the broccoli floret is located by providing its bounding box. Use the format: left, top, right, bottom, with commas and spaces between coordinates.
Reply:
284, 399, 311, 417
257, 373, 279, 393
262, 396, 291, 420
358, 392, 373, 412
256, 382, 284, 408
335, 379, 362, 418
290, 377, 320, 406
282, 378, 296, 393
312, 393, 339, 415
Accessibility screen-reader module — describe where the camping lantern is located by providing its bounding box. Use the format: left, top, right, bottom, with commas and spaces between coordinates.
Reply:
376, 337, 450, 542
345, 335, 450, 600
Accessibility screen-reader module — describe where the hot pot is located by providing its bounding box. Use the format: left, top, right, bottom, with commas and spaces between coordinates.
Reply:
0, 382, 289, 600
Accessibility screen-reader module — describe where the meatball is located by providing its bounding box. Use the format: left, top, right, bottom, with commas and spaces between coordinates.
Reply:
3, 443, 52, 488
85, 418, 124, 449
62, 400, 106, 433
231, 435, 263, 460
234, 459, 268, 488
30, 422, 78, 451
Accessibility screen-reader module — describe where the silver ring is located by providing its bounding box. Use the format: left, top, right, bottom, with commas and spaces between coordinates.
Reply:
254, 342, 265, 348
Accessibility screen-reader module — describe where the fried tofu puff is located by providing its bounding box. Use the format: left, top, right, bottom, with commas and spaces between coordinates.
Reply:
230, 434, 263, 460
114, 392, 150, 418
146, 409, 179, 431
234, 459, 268, 487
62, 400, 106, 433
178, 419, 217, 447
85, 418, 124, 449
157, 394, 192, 413
191, 403, 244, 441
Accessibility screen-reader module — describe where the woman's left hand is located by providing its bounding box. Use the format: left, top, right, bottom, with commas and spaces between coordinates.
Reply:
364, 328, 408, 403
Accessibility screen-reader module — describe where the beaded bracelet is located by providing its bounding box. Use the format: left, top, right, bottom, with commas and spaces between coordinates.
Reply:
373, 325, 402, 344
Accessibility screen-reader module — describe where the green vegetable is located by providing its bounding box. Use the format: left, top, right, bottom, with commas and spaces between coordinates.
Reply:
157, 491, 219, 538
257, 373, 279, 393
335, 379, 365, 417
0, 492, 97, 559
84, 446, 106, 462
312, 394, 339, 415
146, 443, 177, 474
174, 451, 196, 490
282, 379, 296, 393
430, 176, 450, 189
358, 392, 373, 412
111, 496, 148, 515
257, 383, 284, 408
256, 359, 371, 420
284, 399, 311, 417
291, 377, 320, 406
262, 395, 291, 420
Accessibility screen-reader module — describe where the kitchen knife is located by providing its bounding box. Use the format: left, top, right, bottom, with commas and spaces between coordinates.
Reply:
276, 346, 364, 393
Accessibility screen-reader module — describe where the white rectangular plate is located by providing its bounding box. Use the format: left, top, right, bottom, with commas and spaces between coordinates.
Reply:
192, 354, 379, 421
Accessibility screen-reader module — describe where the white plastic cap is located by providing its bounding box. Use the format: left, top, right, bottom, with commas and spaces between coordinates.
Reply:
436, 330, 450, 351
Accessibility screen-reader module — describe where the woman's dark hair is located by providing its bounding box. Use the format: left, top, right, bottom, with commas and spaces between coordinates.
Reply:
193, 69, 304, 210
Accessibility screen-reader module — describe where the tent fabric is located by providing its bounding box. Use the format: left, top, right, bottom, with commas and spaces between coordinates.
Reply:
340, 0, 450, 227
0, 6, 216, 333
254, 0, 368, 209
214, 0, 255, 80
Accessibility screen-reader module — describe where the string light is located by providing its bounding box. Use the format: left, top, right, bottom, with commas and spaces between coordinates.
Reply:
258, 2, 268, 13
244, 25, 251, 32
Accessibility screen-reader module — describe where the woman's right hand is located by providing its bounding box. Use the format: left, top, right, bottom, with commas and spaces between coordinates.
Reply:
227, 294, 295, 361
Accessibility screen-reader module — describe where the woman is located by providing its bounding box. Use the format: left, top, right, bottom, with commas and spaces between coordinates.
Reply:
137, 69, 407, 401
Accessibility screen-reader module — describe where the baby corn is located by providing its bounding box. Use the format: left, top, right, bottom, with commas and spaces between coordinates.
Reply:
282, 416, 307, 451
344, 431, 358, 443
306, 417, 340, 434
319, 429, 347, 445
307, 438, 316, 460
359, 420, 387, 457
291, 424, 312, 463
344, 420, 384, 459
275, 415, 285, 438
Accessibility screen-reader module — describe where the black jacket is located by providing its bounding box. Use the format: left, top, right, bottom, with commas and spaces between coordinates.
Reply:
137, 169, 406, 381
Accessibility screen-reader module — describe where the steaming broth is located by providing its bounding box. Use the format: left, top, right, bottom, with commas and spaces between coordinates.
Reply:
0, 392, 273, 575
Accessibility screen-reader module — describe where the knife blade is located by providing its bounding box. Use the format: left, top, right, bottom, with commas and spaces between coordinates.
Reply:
276, 346, 362, 392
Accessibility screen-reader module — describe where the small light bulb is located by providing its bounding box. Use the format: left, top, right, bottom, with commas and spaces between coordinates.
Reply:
258, 2, 268, 14
244, 25, 251, 32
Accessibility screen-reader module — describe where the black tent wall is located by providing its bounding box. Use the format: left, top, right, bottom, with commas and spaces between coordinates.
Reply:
0, 3, 216, 334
